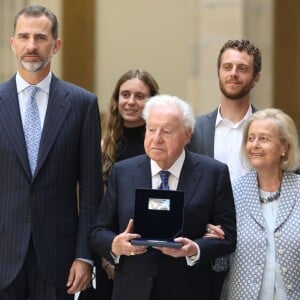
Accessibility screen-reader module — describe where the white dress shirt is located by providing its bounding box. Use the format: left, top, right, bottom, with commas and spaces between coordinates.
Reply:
214, 105, 252, 181
16, 71, 51, 128
259, 192, 287, 300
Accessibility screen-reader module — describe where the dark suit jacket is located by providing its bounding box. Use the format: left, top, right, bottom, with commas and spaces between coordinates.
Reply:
187, 106, 256, 156
90, 151, 236, 300
0, 75, 103, 289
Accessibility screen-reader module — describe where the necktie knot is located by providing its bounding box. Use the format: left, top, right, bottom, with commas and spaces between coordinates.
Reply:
28, 85, 39, 99
159, 170, 170, 190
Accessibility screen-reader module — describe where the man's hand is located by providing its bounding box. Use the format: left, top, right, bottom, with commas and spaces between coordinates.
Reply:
204, 224, 225, 240
66, 260, 93, 294
111, 219, 147, 256
154, 237, 198, 258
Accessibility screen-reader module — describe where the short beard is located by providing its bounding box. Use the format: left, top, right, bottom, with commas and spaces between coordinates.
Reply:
19, 60, 45, 72
219, 78, 255, 100
18, 53, 52, 73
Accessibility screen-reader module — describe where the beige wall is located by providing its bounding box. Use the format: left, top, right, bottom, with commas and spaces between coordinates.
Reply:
95, 0, 189, 113
95, 0, 273, 117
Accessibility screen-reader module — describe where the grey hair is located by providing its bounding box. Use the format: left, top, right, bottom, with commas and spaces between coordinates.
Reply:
142, 94, 195, 132
241, 108, 300, 171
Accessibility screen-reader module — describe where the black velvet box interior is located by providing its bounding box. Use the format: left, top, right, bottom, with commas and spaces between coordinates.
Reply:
131, 188, 184, 248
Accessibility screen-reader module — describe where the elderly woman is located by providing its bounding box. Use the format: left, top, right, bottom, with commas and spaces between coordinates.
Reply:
214, 108, 300, 299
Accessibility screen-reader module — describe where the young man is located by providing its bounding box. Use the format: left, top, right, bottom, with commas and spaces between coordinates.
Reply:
189, 39, 261, 180
188, 39, 262, 299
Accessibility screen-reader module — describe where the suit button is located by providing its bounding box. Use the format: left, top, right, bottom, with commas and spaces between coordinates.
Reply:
287, 284, 293, 290
282, 267, 288, 273
26, 215, 31, 223
278, 248, 285, 255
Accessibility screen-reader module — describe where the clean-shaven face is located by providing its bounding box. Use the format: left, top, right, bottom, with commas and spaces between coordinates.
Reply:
144, 105, 192, 170
118, 78, 150, 127
246, 119, 286, 172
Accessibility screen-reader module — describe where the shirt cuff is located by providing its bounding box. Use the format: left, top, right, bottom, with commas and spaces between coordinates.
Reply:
76, 258, 93, 266
110, 251, 120, 264
185, 243, 200, 266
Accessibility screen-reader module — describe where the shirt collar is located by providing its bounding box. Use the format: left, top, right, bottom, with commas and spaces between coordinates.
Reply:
215, 104, 252, 128
151, 150, 185, 178
16, 71, 52, 95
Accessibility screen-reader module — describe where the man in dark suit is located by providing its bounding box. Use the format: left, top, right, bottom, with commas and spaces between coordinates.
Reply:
187, 39, 262, 299
90, 94, 236, 300
0, 5, 103, 299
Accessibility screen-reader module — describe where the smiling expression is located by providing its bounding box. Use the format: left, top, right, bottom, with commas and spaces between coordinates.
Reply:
118, 78, 150, 128
218, 49, 259, 100
246, 119, 287, 172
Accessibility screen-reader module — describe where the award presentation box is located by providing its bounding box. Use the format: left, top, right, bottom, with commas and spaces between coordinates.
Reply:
131, 188, 184, 248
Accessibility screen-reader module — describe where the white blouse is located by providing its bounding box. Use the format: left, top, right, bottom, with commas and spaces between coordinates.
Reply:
259, 190, 287, 300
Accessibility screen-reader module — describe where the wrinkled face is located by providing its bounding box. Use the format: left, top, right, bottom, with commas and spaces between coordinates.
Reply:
10, 14, 61, 74
218, 49, 259, 100
246, 119, 287, 172
118, 78, 150, 127
144, 105, 192, 169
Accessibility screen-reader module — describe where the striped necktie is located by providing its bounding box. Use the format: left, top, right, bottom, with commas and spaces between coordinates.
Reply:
23, 85, 41, 175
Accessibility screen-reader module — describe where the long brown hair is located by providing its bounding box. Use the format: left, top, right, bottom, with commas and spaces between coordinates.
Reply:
102, 69, 159, 183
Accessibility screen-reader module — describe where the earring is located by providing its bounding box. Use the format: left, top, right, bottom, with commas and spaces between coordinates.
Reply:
282, 152, 285, 157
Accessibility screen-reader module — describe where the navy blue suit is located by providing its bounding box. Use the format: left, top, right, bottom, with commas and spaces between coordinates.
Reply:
0, 75, 103, 290
90, 151, 236, 300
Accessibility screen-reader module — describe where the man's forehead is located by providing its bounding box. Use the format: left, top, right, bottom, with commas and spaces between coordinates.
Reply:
15, 14, 51, 33
221, 49, 253, 64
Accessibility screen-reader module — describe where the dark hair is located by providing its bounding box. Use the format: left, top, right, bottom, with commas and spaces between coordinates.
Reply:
102, 69, 160, 183
217, 39, 262, 76
13, 5, 59, 39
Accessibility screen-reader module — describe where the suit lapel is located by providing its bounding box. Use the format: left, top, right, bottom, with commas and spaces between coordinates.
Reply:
132, 156, 152, 188
205, 110, 217, 157
243, 171, 298, 230
244, 171, 267, 228
35, 76, 71, 177
0, 77, 32, 180
275, 173, 297, 229
177, 151, 202, 207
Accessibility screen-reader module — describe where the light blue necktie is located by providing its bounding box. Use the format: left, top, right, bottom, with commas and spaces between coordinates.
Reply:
159, 170, 170, 190
23, 85, 41, 175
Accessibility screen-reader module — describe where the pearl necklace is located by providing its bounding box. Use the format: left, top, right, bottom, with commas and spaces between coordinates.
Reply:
259, 187, 281, 204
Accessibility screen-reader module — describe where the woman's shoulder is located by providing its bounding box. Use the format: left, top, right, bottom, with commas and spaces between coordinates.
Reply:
232, 170, 256, 189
